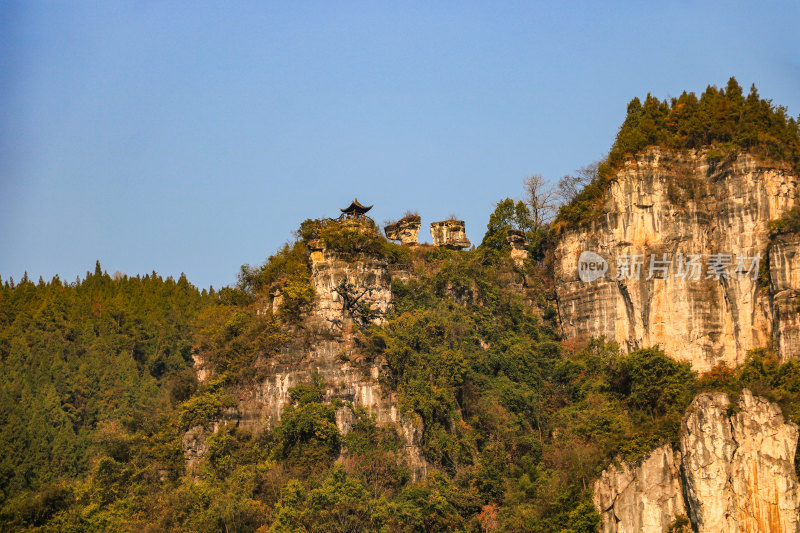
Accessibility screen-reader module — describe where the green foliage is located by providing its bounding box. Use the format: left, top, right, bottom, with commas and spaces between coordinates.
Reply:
238, 239, 315, 323
769, 205, 800, 236
480, 198, 534, 251
556, 78, 800, 228
606, 78, 800, 171
192, 305, 290, 379
9, 142, 800, 530
274, 381, 340, 468
609, 348, 696, 417
178, 381, 237, 431
0, 266, 211, 511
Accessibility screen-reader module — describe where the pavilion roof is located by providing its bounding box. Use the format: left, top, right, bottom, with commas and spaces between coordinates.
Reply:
340, 198, 373, 215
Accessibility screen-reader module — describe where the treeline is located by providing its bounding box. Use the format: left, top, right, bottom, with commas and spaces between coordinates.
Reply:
557, 77, 800, 227
0, 263, 214, 527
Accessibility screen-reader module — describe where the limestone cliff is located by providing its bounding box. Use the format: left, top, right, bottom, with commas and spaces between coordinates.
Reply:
594, 389, 800, 532
555, 148, 799, 371
185, 219, 427, 479
594, 445, 686, 533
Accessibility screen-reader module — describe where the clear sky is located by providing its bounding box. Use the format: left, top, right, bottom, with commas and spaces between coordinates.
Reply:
2, 1, 799, 290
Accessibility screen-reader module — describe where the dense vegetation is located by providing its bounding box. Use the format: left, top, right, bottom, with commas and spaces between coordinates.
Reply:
3, 80, 800, 531
4, 243, 800, 531
556, 78, 800, 227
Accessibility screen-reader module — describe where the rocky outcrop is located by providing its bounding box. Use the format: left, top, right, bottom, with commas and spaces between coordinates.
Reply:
309, 238, 392, 329
555, 148, 798, 371
184, 222, 428, 480
182, 407, 238, 475
682, 390, 800, 532
594, 445, 687, 533
385, 215, 421, 246
182, 425, 209, 474
506, 229, 528, 266
431, 220, 471, 249
594, 390, 800, 532
233, 339, 427, 480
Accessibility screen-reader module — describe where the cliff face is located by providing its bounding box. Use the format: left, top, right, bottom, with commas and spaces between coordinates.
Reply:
233, 339, 427, 480
309, 248, 392, 328
769, 233, 800, 358
186, 226, 427, 479
555, 148, 798, 371
594, 445, 686, 533
594, 390, 800, 533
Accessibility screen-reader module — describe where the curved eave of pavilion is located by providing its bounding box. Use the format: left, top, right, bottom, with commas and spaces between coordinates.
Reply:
340, 197, 373, 214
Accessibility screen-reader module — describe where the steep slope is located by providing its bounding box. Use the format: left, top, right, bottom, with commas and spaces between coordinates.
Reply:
594, 389, 800, 532
555, 148, 798, 371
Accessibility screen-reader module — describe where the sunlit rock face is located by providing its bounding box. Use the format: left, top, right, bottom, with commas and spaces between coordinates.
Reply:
594, 390, 800, 533
555, 148, 798, 371
185, 229, 427, 480
770, 233, 800, 358
682, 390, 800, 533
310, 249, 392, 328
385, 215, 421, 246
593, 445, 687, 533
431, 220, 471, 249
234, 340, 428, 481
506, 229, 528, 266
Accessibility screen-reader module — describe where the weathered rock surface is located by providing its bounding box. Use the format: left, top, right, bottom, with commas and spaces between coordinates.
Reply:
185, 226, 427, 479
182, 425, 209, 474
555, 148, 798, 371
431, 220, 471, 249
234, 339, 428, 480
594, 390, 800, 532
770, 234, 800, 359
594, 445, 687, 533
506, 229, 528, 266
310, 249, 392, 328
385, 215, 421, 246
682, 390, 800, 532
181, 407, 238, 475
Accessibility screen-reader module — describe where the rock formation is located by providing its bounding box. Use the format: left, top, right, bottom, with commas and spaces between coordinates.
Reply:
431, 219, 471, 249
506, 229, 528, 266
769, 232, 800, 358
233, 340, 428, 480
594, 389, 800, 532
594, 445, 686, 533
385, 215, 421, 246
184, 216, 427, 479
555, 148, 799, 371
309, 246, 392, 328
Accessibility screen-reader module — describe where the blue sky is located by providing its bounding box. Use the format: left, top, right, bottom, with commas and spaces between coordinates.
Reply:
2, 1, 799, 289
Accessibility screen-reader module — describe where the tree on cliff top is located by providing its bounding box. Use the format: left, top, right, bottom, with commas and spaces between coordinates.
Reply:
555, 78, 800, 228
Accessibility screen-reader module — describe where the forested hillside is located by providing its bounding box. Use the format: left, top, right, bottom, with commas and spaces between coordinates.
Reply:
3, 79, 800, 532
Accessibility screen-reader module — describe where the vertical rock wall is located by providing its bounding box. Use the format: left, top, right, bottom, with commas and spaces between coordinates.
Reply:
594, 390, 800, 533
593, 445, 686, 533
555, 148, 798, 371
310, 249, 392, 327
